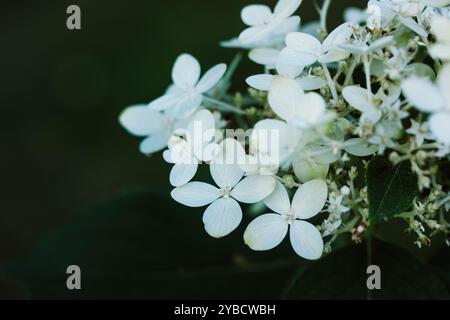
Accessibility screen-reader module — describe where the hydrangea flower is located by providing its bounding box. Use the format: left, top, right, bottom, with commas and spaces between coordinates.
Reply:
279, 22, 354, 69
119, 104, 186, 154
148, 54, 226, 118
119, 0, 450, 260
243, 179, 327, 260
402, 64, 450, 144
171, 139, 276, 238
163, 109, 219, 186
238, 0, 302, 45
429, 15, 450, 61
342, 85, 401, 123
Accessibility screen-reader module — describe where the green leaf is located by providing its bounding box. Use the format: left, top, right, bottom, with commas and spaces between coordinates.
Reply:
1, 188, 300, 299
284, 240, 449, 299
366, 157, 417, 223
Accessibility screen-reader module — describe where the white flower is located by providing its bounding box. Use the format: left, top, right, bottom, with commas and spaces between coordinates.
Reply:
406, 120, 433, 146
342, 85, 401, 123
163, 109, 219, 187
171, 139, 276, 238
268, 76, 329, 128
119, 104, 187, 154
366, 0, 446, 37
368, 123, 398, 154
238, 0, 302, 45
429, 16, 450, 61
250, 118, 301, 170
148, 54, 226, 118
243, 179, 327, 260
339, 35, 395, 55
344, 7, 368, 24
279, 22, 354, 69
402, 64, 450, 145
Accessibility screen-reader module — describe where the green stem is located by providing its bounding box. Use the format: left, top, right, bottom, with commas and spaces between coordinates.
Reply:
322, 63, 338, 106
320, 0, 332, 35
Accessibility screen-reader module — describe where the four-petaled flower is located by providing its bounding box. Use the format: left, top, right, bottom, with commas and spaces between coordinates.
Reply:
171, 139, 276, 238
243, 179, 327, 260
149, 53, 227, 118
402, 64, 450, 145
239, 0, 302, 45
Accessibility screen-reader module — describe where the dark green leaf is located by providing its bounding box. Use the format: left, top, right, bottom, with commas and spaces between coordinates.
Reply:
366, 157, 417, 223
284, 240, 449, 299
1, 188, 299, 299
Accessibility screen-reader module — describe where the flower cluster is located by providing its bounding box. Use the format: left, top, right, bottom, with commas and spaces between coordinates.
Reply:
120, 0, 450, 259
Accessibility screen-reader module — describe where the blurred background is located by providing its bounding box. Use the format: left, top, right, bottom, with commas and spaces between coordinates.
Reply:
0, 0, 356, 265
6, 1, 445, 299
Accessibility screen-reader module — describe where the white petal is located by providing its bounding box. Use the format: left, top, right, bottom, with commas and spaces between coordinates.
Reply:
214, 137, 246, 162
318, 49, 350, 64
263, 181, 290, 214
430, 16, 450, 43
187, 109, 216, 159
187, 109, 216, 142
171, 54, 201, 89
437, 64, 450, 107
291, 179, 327, 219
239, 26, 269, 44
274, 0, 302, 18
344, 138, 377, 156
424, 0, 450, 7
246, 74, 274, 91
344, 7, 367, 24
290, 220, 324, 260
119, 105, 165, 136
244, 214, 288, 250
169, 162, 198, 187
429, 43, 450, 61
322, 22, 353, 49
251, 119, 290, 156
148, 92, 182, 111
139, 129, 171, 154
249, 48, 280, 67
293, 158, 329, 182
241, 4, 272, 26
429, 112, 450, 145
276, 48, 305, 78
171, 182, 220, 207
294, 92, 326, 127
172, 93, 203, 118
272, 16, 301, 34
342, 86, 372, 112
285, 32, 320, 66
210, 162, 244, 189
231, 175, 276, 204
202, 198, 242, 238
196, 64, 227, 93
268, 76, 305, 121
401, 77, 444, 112
399, 16, 427, 38
296, 76, 326, 91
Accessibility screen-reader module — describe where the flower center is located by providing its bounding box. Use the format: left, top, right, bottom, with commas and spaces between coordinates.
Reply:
219, 186, 232, 198
284, 211, 296, 225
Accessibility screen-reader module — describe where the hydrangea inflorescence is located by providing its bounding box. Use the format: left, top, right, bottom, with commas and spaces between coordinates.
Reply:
120, 0, 450, 259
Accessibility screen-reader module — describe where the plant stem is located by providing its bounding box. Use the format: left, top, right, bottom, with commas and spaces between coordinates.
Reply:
320, 0, 332, 35
203, 96, 245, 114
322, 63, 338, 106
362, 54, 373, 106
343, 54, 360, 86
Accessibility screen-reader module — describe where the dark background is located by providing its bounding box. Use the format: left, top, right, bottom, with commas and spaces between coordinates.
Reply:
13, 0, 450, 300
0, 0, 357, 264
